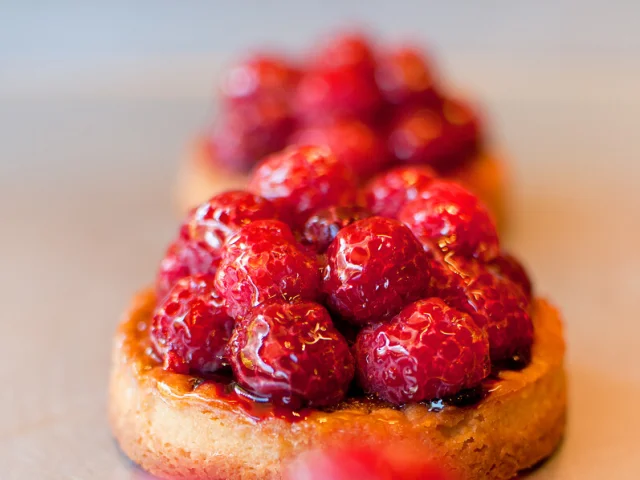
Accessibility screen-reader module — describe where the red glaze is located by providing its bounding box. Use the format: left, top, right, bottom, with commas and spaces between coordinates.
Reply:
215, 220, 320, 318
387, 99, 481, 173
311, 32, 377, 74
322, 217, 430, 326
229, 301, 354, 408
355, 298, 490, 404
220, 54, 299, 104
375, 46, 440, 108
292, 119, 387, 178
302, 205, 372, 253
488, 253, 533, 300
363, 165, 438, 218
248, 145, 358, 227
151, 275, 234, 375
211, 96, 296, 172
294, 68, 382, 124
398, 180, 499, 261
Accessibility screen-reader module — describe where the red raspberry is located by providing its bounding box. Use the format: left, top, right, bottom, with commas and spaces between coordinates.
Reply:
215, 220, 321, 318
311, 32, 376, 73
387, 99, 481, 173
363, 166, 437, 218
211, 96, 296, 172
151, 275, 234, 375
398, 180, 499, 261
463, 269, 533, 362
294, 68, 382, 124
156, 240, 219, 300
220, 54, 299, 104
302, 205, 372, 253
375, 46, 440, 108
292, 119, 387, 178
322, 217, 431, 326
248, 145, 358, 227
354, 298, 490, 404
488, 253, 533, 300
229, 301, 354, 408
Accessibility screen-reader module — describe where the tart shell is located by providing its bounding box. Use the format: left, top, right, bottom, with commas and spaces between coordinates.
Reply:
109, 289, 566, 480
176, 136, 508, 225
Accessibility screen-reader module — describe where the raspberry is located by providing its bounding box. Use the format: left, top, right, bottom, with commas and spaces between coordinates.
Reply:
363, 166, 437, 218
215, 220, 321, 318
398, 180, 499, 261
292, 119, 387, 178
156, 240, 219, 300
375, 47, 440, 108
354, 298, 490, 404
151, 275, 234, 375
294, 68, 382, 124
211, 96, 295, 172
322, 217, 431, 326
463, 269, 533, 362
220, 54, 299, 104
229, 301, 354, 408
387, 100, 481, 173
488, 253, 533, 300
311, 32, 376, 73
248, 145, 358, 227
302, 205, 372, 253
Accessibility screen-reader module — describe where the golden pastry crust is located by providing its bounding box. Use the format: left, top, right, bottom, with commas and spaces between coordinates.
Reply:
109, 289, 566, 480
176, 136, 508, 226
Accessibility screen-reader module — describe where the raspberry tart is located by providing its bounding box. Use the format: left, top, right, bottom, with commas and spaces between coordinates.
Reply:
110, 146, 566, 480
177, 32, 507, 223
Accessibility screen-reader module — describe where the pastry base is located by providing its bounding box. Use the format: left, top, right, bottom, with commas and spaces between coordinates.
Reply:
109, 289, 566, 480
176, 137, 508, 225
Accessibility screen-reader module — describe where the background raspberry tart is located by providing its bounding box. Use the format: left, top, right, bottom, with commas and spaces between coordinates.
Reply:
177, 32, 507, 223
110, 146, 566, 479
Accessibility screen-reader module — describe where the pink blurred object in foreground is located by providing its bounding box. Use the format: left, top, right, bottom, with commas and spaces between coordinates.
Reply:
285, 443, 456, 480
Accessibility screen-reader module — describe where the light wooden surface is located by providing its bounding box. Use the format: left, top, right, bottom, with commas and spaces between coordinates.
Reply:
2, 4, 640, 479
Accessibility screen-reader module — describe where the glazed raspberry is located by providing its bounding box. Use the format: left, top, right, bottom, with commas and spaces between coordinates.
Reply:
488, 253, 533, 300
156, 240, 219, 300
248, 145, 358, 227
311, 32, 376, 73
376, 47, 440, 107
292, 119, 387, 178
302, 205, 372, 253
354, 298, 490, 404
322, 217, 431, 326
464, 268, 533, 362
211, 96, 295, 172
220, 54, 299, 104
398, 180, 499, 261
215, 220, 320, 318
151, 274, 234, 375
387, 100, 481, 173
363, 166, 437, 218
229, 301, 354, 408
294, 68, 382, 124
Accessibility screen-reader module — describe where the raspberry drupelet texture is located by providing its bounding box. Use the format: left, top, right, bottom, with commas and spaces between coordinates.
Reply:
302, 205, 372, 253
292, 119, 387, 179
229, 301, 354, 408
311, 32, 377, 74
151, 275, 234, 375
398, 180, 500, 261
354, 298, 490, 404
488, 253, 533, 300
375, 46, 440, 108
248, 145, 358, 227
215, 220, 321, 318
156, 191, 280, 298
322, 217, 431, 326
363, 165, 438, 218
220, 54, 299, 104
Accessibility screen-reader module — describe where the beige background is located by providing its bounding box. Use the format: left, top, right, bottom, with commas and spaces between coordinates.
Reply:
2, 2, 640, 479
